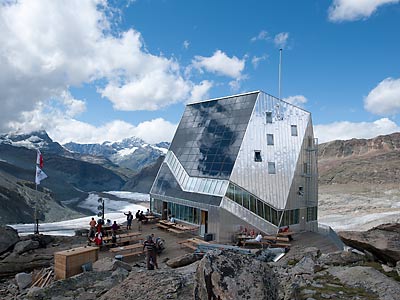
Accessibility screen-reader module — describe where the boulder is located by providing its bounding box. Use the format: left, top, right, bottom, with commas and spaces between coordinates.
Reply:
15, 272, 32, 290
291, 256, 316, 275
0, 226, 20, 255
0, 253, 52, 277
327, 266, 400, 300
93, 257, 114, 272
13, 240, 40, 255
112, 260, 132, 272
166, 253, 201, 268
194, 249, 279, 300
339, 224, 400, 266
319, 250, 366, 266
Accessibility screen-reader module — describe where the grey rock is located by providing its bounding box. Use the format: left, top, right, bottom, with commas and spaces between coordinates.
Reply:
303, 247, 321, 259
339, 224, 400, 265
0, 253, 52, 277
328, 266, 400, 300
111, 267, 129, 281
92, 257, 114, 272
194, 249, 278, 300
13, 240, 40, 255
302, 289, 317, 295
291, 256, 316, 275
0, 226, 20, 255
166, 253, 201, 268
15, 272, 32, 290
319, 250, 365, 266
112, 260, 132, 272
396, 261, 400, 276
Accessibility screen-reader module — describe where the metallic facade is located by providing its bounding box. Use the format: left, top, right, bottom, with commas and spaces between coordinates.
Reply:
150, 91, 318, 242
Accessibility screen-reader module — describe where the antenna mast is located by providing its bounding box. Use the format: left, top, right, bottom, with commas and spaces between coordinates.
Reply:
278, 48, 282, 99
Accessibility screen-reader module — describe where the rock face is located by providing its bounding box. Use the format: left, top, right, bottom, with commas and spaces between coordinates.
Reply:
194, 250, 278, 300
339, 223, 400, 265
166, 253, 201, 268
0, 226, 19, 255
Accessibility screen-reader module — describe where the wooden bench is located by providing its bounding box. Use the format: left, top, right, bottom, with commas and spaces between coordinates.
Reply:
167, 228, 186, 235
110, 243, 142, 254
264, 236, 290, 242
269, 242, 291, 248
156, 223, 169, 230
179, 242, 197, 250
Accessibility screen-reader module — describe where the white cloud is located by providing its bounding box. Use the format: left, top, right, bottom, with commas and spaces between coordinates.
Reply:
364, 77, 400, 115
0, 0, 207, 133
8, 103, 177, 144
314, 118, 400, 143
283, 95, 308, 108
328, 0, 399, 22
188, 80, 213, 103
251, 55, 268, 69
192, 50, 246, 78
274, 32, 289, 48
251, 30, 269, 42
183, 40, 190, 49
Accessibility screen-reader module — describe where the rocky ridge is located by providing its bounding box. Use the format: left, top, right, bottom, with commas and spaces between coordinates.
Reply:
0, 224, 399, 300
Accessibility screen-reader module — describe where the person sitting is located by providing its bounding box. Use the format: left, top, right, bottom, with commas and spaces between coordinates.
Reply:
170, 215, 176, 223
255, 233, 263, 242
111, 221, 119, 231
106, 219, 112, 227
145, 209, 150, 216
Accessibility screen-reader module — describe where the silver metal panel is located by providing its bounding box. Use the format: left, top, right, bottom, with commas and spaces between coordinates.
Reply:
230, 92, 312, 210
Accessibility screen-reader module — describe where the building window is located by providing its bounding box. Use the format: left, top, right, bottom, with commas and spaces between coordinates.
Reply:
267, 134, 274, 145
254, 150, 262, 162
298, 186, 304, 196
268, 162, 276, 174
291, 125, 298, 136
307, 206, 318, 221
266, 111, 273, 123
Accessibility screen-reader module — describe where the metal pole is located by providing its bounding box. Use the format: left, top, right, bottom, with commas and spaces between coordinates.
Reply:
278, 48, 282, 99
34, 183, 39, 234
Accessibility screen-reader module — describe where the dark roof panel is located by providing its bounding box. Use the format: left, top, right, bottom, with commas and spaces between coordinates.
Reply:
169, 92, 258, 179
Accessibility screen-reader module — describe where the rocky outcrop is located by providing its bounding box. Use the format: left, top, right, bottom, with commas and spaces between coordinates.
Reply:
99, 264, 197, 300
194, 249, 278, 300
0, 226, 19, 255
0, 252, 52, 277
166, 253, 201, 268
339, 223, 400, 265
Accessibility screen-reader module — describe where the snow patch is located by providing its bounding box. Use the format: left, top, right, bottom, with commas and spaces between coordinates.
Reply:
116, 147, 138, 157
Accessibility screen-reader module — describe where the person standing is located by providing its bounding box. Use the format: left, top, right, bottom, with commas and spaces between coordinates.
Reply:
124, 211, 133, 230
143, 235, 158, 270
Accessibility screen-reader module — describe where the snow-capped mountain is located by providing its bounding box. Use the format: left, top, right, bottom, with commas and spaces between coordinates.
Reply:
63, 137, 169, 172
0, 130, 65, 154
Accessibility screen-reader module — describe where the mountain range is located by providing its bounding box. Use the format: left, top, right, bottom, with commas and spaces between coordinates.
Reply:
1, 130, 400, 225
0, 131, 168, 224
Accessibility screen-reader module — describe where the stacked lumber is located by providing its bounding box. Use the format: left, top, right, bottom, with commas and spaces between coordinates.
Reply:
31, 267, 54, 288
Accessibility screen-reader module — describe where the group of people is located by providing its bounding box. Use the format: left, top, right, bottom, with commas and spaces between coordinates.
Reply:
88, 217, 120, 246
124, 209, 155, 230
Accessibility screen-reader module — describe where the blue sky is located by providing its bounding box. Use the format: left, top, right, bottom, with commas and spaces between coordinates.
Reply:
1, 0, 400, 144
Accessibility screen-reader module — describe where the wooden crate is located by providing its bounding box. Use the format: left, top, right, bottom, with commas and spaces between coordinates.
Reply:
54, 246, 98, 280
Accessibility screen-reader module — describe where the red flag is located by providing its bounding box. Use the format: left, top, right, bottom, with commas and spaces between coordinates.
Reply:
36, 149, 43, 169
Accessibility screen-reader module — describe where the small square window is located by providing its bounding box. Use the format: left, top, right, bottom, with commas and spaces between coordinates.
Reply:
298, 186, 304, 196
267, 134, 274, 145
268, 162, 276, 174
266, 112, 273, 123
254, 150, 262, 162
291, 125, 298, 136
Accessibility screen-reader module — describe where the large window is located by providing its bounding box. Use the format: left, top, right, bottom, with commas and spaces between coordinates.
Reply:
166, 202, 201, 224
225, 182, 299, 226
307, 206, 318, 221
